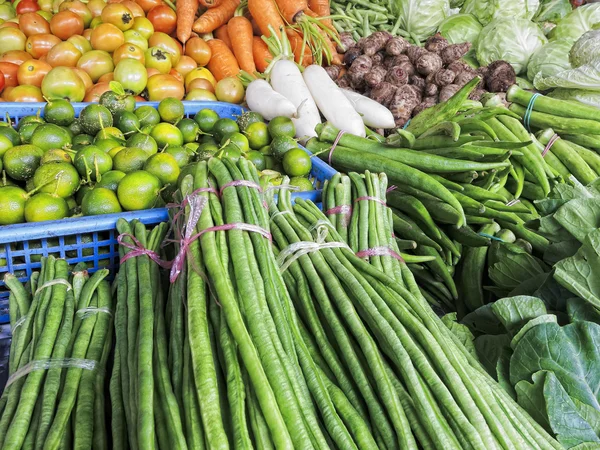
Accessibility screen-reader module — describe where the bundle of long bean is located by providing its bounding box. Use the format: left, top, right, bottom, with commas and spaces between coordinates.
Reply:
0, 257, 113, 450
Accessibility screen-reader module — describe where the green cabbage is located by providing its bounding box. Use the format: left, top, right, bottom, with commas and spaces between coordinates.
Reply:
397, 0, 450, 43
437, 13, 483, 45
534, 59, 600, 91
527, 40, 572, 82
548, 88, 600, 108
533, 0, 572, 24
460, 0, 540, 26
450, 0, 465, 7
477, 18, 547, 75
549, 3, 600, 43
570, 30, 600, 68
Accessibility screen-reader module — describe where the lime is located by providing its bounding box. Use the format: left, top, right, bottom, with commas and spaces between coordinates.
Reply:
68, 118, 83, 136
75, 184, 94, 204
114, 110, 141, 136
150, 123, 183, 148
244, 122, 270, 150
246, 150, 266, 171
96, 127, 125, 141
99, 90, 136, 115
213, 118, 239, 142
24, 193, 69, 222
135, 105, 161, 128
95, 138, 122, 153
126, 133, 158, 156
74, 146, 113, 181
29, 123, 72, 152
17, 114, 45, 131
0, 186, 27, 224
73, 134, 94, 146
0, 135, 13, 160
197, 143, 218, 161
79, 104, 113, 136
270, 135, 298, 161
220, 132, 249, 153
282, 148, 312, 177
177, 118, 200, 143
289, 176, 314, 192
65, 196, 77, 212
236, 111, 264, 132
199, 134, 217, 145
144, 153, 180, 186
158, 98, 185, 124
82, 187, 123, 216
219, 144, 242, 162
96, 170, 126, 191
3, 144, 44, 181
113, 147, 149, 173
41, 149, 73, 165
44, 99, 75, 126
0, 127, 20, 147
194, 109, 219, 133
268, 117, 296, 138
140, 124, 154, 135
18, 122, 40, 145
33, 162, 80, 198
117, 170, 162, 211
108, 146, 126, 159
165, 146, 191, 167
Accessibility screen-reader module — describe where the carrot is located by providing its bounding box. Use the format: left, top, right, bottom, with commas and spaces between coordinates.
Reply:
199, 0, 220, 7
286, 30, 313, 66
192, 0, 240, 34
214, 24, 233, 50
227, 16, 255, 73
250, 17, 261, 36
176, 0, 199, 43
306, 1, 335, 32
248, 0, 285, 37
252, 36, 272, 73
207, 38, 240, 80
274, 0, 307, 23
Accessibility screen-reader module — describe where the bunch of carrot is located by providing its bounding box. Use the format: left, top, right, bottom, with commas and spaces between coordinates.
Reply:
176, 0, 341, 81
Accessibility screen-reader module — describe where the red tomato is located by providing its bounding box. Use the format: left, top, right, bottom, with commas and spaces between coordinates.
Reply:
90, 23, 124, 52
101, 3, 134, 31
0, 50, 32, 65
0, 70, 5, 93
50, 11, 84, 40
25, 33, 60, 58
146, 73, 183, 101
174, 55, 197, 77
0, 62, 19, 87
147, 4, 175, 35
98, 72, 114, 82
19, 12, 50, 36
58, 1, 92, 28
76, 49, 114, 82
113, 43, 145, 64
84, 81, 111, 102
86, 0, 105, 17
16, 0, 40, 14
184, 37, 211, 67
168, 68, 183, 82
135, 0, 161, 13
72, 67, 93, 91
148, 31, 180, 65
120, 0, 144, 17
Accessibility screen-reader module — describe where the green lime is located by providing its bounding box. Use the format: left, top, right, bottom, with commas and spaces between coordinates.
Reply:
68, 118, 83, 136
213, 118, 239, 142
197, 143, 218, 161
114, 110, 141, 136
3, 144, 44, 181
164, 146, 191, 167
33, 162, 80, 198
95, 170, 126, 191
282, 148, 312, 177
220, 132, 249, 153
74, 146, 113, 181
246, 150, 266, 171
24, 193, 69, 222
218, 144, 242, 162
65, 196, 77, 212
18, 122, 40, 145
135, 105, 161, 128
140, 124, 154, 135
95, 126, 125, 142
268, 116, 296, 138
75, 184, 94, 204
150, 123, 183, 148
236, 111, 264, 132
270, 135, 298, 161
43, 99, 75, 126
194, 109, 219, 133
79, 104, 113, 136
113, 147, 149, 173
94, 138, 122, 153
73, 134, 94, 146
177, 118, 200, 144
99, 90, 136, 116
0, 185, 27, 224
82, 187, 123, 216
0, 127, 20, 147
245, 122, 270, 150
117, 170, 162, 210
199, 134, 217, 145
144, 153, 180, 186
108, 146, 125, 159
158, 98, 185, 124
41, 149, 73, 165
17, 114, 45, 131
259, 145, 272, 155
0, 135, 13, 160
30, 123, 72, 152
289, 176, 314, 192
126, 132, 158, 156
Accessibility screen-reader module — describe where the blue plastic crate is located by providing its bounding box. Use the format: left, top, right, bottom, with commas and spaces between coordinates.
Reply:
0, 101, 337, 324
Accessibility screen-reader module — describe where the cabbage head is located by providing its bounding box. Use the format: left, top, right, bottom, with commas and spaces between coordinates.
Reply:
450, 0, 465, 7
548, 88, 600, 108
397, 0, 450, 43
549, 3, 600, 43
534, 59, 600, 91
570, 30, 600, 68
461, 0, 540, 26
477, 18, 548, 75
527, 40, 572, 82
438, 13, 482, 44
533, 0, 572, 24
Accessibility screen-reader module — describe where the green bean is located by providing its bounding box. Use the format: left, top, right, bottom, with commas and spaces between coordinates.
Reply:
446, 225, 491, 247
93, 316, 113, 450
23, 397, 42, 450
3, 274, 30, 317
109, 343, 128, 450
563, 133, 600, 150
182, 322, 205, 450
245, 375, 274, 450
510, 103, 600, 134
390, 211, 442, 251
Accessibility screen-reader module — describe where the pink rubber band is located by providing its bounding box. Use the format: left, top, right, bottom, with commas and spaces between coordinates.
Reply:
118, 233, 172, 268
219, 180, 263, 197
354, 196, 387, 206
542, 134, 559, 158
386, 185, 397, 193
325, 204, 352, 227
328, 130, 346, 165
356, 246, 404, 262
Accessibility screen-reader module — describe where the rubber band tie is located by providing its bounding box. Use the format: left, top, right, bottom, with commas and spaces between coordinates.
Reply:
325, 205, 353, 227
34, 279, 72, 296
118, 233, 173, 269
542, 134, 559, 158
356, 246, 405, 262
76, 307, 113, 319
354, 195, 387, 206
402, 119, 411, 130
6, 358, 98, 388
506, 199, 521, 207
524, 93, 541, 132
478, 232, 504, 242
386, 185, 398, 193
328, 130, 346, 165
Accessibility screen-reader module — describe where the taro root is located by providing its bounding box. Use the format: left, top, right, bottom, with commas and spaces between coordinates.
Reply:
344, 46, 363, 66
385, 66, 409, 86
325, 65, 343, 80
433, 69, 456, 87
441, 42, 471, 65
363, 31, 392, 56
372, 51, 386, 66
337, 32, 355, 53
337, 75, 351, 90
415, 52, 443, 76
468, 88, 487, 102
365, 66, 388, 88
484, 60, 516, 93
406, 46, 429, 64
413, 96, 438, 115
386, 37, 410, 56
424, 83, 439, 97
447, 60, 473, 75
409, 75, 426, 92
453, 71, 477, 88
370, 81, 397, 107
384, 54, 410, 69
439, 84, 461, 102
425, 33, 449, 54
390, 84, 421, 126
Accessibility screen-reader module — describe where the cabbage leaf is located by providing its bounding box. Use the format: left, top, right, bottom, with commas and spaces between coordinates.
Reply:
534, 59, 600, 91
461, 0, 539, 26
548, 89, 600, 108
533, 0, 572, 24
527, 39, 572, 82
549, 3, 600, 43
437, 13, 482, 44
396, 0, 450, 43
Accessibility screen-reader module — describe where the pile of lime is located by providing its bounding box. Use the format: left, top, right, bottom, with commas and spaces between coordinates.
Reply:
0, 96, 314, 225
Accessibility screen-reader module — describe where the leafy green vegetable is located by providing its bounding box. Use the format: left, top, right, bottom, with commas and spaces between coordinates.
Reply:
490, 295, 547, 335
461, 0, 540, 26
554, 199, 600, 243
437, 13, 482, 44
441, 312, 476, 355
396, 0, 450, 42
534, 59, 600, 91
550, 3, 600, 43
533, 0, 572, 24
549, 89, 600, 109
527, 39, 573, 84
570, 30, 600, 68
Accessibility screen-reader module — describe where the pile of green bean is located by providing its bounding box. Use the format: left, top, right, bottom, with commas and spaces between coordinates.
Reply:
0, 259, 113, 450
330, 0, 407, 41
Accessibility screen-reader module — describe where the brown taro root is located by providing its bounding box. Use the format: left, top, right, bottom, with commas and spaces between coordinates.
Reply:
410, 74, 426, 92
384, 54, 410, 69
372, 51, 386, 66
365, 66, 388, 88
425, 33, 449, 54
363, 31, 392, 56
415, 52, 443, 76
407, 46, 429, 64
370, 81, 397, 107
390, 84, 421, 126
469, 88, 487, 101
337, 32, 355, 53
447, 60, 473, 75
348, 55, 372, 76
433, 69, 456, 86
440, 42, 471, 65
413, 95, 438, 115
344, 46, 363, 66
386, 37, 410, 56
386, 66, 409, 86
325, 65, 343, 80
424, 83, 439, 97
439, 84, 461, 102
484, 60, 516, 93
337, 75, 351, 90
453, 71, 477, 88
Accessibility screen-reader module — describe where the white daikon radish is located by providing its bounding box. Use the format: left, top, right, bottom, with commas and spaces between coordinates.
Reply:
342, 89, 396, 129
245, 79, 297, 120
302, 65, 366, 138
270, 59, 321, 141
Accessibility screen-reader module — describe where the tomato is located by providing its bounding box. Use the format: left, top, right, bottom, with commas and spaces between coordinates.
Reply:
0, 4, 16, 20
89, 16, 102, 28
6, 84, 43, 101
25, 33, 60, 58
146, 73, 183, 101
17, 58, 50, 86
215, 77, 244, 104
145, 46, 171, 73
16, 0, 39, 14
148, 31, 179, 65
114, 58, 146, 94
146, 67, 159, 77
120, 0, 144, 17
41, 66, 86, 101
87, 0, 106, 17
147, 4, 175, 35
46, 41, 82, 67
67, 34, 92, 54
83, 28, 92, 40
0, 23, 19, 30
0, 70, 5, 93
168, 68, 183, 83
101, 3, 134, 31
18, 12, 50, 36
50, 11, 83, 40
90, 23, 124, 52
185, 88, 217, 101
174, 55, 196, 78
0, 62, 19, 87
113, 42, 145, 64
132, 16, 153, 39
76, 49, 114, 81
1, 86, 13, 99
0, 28, 26, 53
184, 37, 211, 67
123, 29, 148, 51
0, 50, 32, 66
186, 76, 214, 93
58, 1, 92, 27
135, 0, 160, 13
83, 81, 110, 101
38, 0, 52, 12
184, 67, 216, 90
98, 72, 114, 82
72, 66, 93, 91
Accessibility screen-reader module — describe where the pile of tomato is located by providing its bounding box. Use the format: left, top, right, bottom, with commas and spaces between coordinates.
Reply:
0, 0, 244, 103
